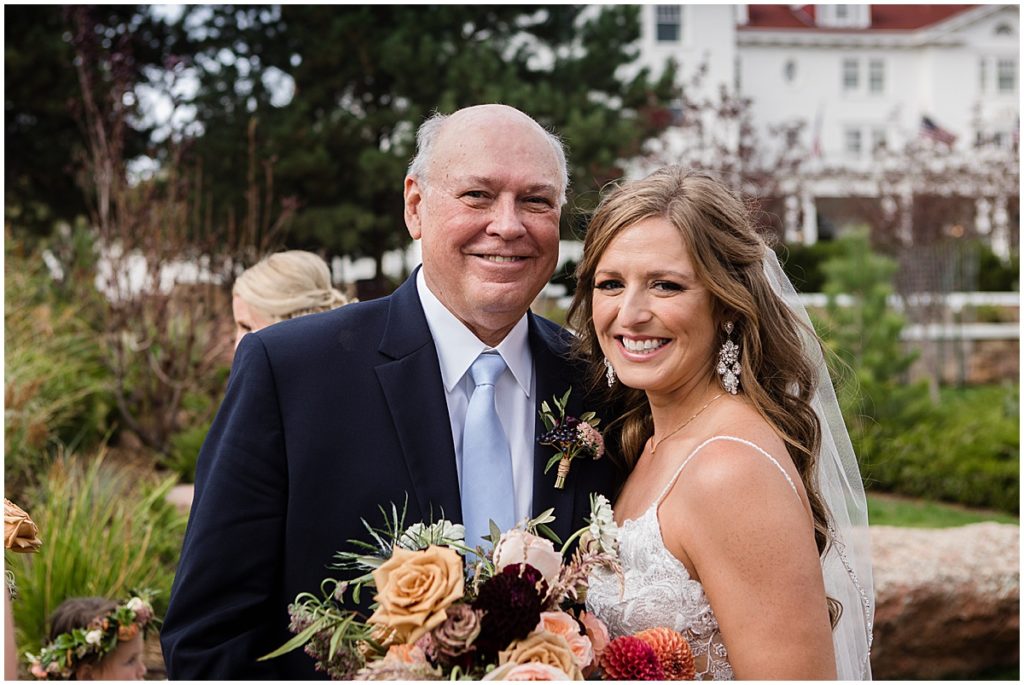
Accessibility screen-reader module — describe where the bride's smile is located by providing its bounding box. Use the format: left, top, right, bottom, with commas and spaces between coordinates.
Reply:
591, 215, 717, 398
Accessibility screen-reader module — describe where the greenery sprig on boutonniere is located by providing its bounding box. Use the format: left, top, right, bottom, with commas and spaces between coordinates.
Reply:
538, 388, 605, 490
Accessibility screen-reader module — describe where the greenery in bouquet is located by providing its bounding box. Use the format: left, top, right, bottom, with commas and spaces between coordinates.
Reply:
261, 495, 624, 680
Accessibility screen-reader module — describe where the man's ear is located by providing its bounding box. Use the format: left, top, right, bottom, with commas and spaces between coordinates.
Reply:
404, 176, 424, 240
76, 663, 96, 680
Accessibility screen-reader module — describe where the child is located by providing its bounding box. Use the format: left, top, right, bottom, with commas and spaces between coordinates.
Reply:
26, 594, 155, 680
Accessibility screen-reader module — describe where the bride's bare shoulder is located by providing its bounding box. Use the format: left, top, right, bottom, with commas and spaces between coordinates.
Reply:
670, 404, 803, 511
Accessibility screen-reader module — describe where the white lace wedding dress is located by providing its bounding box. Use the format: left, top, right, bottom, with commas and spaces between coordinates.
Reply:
586, 436, 802, 681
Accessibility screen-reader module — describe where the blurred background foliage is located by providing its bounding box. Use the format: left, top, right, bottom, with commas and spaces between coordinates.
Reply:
5, 453, 186, 659
807, 232, 1018, 515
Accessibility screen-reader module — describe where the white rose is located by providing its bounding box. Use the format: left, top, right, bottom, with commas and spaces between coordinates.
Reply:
398, 520, 466, 550
588, 495, 618, 554
492, 530, 562, 586
126, 597, 144, 613
84, 629, 104, 646
436, 521, 465, 545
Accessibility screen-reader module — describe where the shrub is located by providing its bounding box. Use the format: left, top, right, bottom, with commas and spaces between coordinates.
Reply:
813, 231, 1019, 514
861, 385, 1019, 513
6, 450, 187, 665
775, 240, 845, 293
970, 240, 1019, 292
813, 230, 922, 426
4, 235, 115, 496
162, 383, 228, 483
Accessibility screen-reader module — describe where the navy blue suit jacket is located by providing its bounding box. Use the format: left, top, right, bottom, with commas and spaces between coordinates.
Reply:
161, 271, 619, 679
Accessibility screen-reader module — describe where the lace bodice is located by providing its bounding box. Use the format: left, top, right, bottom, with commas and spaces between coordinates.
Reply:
586, 502, 734, 680
586, 436, 802, 681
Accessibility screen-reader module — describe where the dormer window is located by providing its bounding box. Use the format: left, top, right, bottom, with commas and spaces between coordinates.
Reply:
994, 22, 1014, 36
817, 4, 870, 29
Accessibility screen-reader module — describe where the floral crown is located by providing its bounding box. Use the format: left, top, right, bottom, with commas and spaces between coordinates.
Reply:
26, 592, 158, 680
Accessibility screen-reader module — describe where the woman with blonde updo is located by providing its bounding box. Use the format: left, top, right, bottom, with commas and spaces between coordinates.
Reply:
232, 250, 353, 350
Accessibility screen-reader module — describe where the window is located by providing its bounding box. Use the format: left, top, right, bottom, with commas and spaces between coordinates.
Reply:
871, 127, 887, 152
818, 4, 870, 28
845, 127, 862, 154
783, 59, 797, 83
994, 23, 1014, 36
656, 5, 681, 42
980, 56, 1018, 94
668, 100, 685, 126
842, 58, 859, 91
997, 58, 1017, 93
868, 59, 885, 93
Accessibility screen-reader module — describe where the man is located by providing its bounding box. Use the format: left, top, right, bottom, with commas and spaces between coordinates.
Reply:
161, 104, 618, 678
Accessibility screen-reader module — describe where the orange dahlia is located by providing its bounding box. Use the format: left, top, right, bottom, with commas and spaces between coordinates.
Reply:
599, 636, 664, 680
635, 627, 696, 680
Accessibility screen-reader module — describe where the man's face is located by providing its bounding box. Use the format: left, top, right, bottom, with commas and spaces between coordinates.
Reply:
404, 108, 562, 346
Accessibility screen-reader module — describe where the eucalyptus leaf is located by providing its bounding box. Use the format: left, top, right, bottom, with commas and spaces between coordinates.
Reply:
529, 508, 556, 526
258, 616, 328, 660
544, 453, 564, 473
535, 522, 562, 545
328, 623, 344, 660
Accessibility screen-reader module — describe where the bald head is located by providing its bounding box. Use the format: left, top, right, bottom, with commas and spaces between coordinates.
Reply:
407, 105, 569, 205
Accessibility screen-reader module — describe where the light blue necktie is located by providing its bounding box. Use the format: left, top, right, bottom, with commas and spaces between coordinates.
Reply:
461, 351, 516, 549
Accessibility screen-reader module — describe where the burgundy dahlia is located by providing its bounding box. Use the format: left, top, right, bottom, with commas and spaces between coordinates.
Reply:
600, 636, 665, 680
472, 563, 548, 659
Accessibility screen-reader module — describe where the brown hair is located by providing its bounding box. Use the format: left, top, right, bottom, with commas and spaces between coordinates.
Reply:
48, 597, 120, 672
567, 166, 840, 624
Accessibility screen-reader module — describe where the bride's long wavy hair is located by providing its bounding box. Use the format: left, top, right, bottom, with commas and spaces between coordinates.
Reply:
567, 166, 840, 626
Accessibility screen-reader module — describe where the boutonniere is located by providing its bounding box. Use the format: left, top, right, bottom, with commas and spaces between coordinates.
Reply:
538, 388, 605, 489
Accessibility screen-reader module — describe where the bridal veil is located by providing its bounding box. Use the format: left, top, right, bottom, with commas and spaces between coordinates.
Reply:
763, 247, 875, 680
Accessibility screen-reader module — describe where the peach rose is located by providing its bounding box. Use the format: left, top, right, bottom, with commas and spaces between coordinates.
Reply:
382, 643, 429, 665
4, 498, 41, 553
535, 611, 592, 669
578, 611, 609, 666
499, 630, 583, 680
483, 662, 573, 680
368, 545, 464, 644
117, 622, 140, 641
492, 530, 562, 586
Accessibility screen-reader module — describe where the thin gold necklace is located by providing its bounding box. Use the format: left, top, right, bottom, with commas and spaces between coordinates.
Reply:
649, 393, 725, 455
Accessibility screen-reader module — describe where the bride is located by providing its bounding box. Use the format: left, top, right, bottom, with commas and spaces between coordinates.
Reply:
570, 167, 874, 679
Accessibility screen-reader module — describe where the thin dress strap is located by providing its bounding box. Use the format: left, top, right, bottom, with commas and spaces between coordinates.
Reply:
654, 435, 801, 506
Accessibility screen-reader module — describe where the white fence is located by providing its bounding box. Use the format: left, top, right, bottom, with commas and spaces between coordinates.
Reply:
84, 241, 1019, 343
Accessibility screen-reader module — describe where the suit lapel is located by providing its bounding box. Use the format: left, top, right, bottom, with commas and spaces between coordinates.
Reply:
529, 315, 581, 544
376, 273, 462, 524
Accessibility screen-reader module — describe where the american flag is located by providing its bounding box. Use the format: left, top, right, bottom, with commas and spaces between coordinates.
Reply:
919, 115, 957, 145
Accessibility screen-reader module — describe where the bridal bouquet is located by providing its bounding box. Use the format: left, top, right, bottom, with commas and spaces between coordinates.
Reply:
261, 495, 622, 680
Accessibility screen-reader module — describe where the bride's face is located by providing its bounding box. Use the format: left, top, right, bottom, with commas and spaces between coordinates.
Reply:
591, 216, 717, 395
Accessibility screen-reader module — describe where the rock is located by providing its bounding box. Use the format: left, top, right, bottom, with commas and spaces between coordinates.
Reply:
870, 523, 1019, 679
166, 483, 195, 515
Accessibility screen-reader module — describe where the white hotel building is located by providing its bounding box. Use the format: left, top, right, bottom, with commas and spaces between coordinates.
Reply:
623, 4, 1020, 256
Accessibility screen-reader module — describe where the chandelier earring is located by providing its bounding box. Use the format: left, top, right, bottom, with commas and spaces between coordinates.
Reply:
717, 321, 741, 395
603, 357, 616, 387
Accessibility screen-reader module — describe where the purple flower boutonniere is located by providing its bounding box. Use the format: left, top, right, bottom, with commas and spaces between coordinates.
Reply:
538, 388, 605, 489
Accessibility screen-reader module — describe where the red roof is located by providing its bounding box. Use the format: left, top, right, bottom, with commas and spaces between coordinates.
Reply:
742, 5, 976, 31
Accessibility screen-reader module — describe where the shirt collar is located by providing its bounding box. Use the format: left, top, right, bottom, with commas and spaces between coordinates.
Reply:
416, 268, 533, 397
